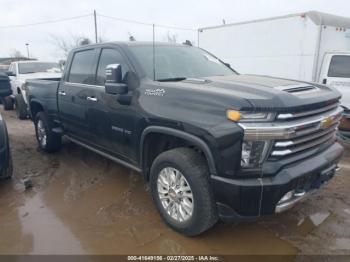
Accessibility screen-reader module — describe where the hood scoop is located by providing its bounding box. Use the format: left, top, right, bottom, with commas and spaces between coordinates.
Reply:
275, 84, 318, 94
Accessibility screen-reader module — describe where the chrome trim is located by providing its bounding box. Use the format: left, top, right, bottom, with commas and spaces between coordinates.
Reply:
274, 123, 337, 147
277, 102, 339, 120
271, 132, 336, 156
239, 107, 343, 140
275, 190, 313, 213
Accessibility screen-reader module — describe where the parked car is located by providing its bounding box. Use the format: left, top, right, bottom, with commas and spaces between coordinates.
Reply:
5, 61, 62, 119
26, 42, 344, 236
198, 11, 350, 110
0, 73, 12, 100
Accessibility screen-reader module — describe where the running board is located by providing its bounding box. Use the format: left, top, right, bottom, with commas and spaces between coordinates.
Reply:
64, 135, 142, 173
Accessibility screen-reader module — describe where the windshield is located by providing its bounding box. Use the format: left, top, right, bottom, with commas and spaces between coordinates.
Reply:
128, 45, 235, 80
18, 62, 61, 74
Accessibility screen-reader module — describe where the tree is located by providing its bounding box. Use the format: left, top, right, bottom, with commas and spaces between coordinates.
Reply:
166, 32, 177, 43
50, 34, 94, 58
9, 49, 25, 59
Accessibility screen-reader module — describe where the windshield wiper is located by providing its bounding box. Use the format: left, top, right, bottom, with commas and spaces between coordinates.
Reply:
156, 77, 187, 82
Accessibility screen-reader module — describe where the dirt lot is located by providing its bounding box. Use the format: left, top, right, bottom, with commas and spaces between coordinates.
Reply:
0, 109, 349, 258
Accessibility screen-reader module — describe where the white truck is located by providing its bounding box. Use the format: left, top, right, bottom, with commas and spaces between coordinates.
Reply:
5, 60, 62, 119
198, 11, 350, 110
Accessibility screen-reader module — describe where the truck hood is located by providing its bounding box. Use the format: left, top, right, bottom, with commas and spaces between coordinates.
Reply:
181, 74, 341, 112
19, 72, 62, 81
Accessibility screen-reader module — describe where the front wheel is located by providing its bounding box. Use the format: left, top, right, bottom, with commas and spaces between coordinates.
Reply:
150, 148, 218, 236
34, 112, 61, 152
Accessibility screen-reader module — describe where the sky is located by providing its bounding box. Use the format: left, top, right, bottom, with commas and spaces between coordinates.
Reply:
0, 0, 349, 61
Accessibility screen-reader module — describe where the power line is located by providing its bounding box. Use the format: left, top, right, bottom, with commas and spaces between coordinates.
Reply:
98, 14, 197, 31
0, 13, 92, 29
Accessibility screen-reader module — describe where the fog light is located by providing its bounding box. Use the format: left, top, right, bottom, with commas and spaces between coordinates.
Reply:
279, 190, 295, 203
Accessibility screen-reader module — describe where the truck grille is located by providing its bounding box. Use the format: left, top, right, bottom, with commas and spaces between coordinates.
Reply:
270, 104, 342, 158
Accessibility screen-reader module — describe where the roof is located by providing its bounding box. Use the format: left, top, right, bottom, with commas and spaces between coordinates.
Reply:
199, 11, 350, 31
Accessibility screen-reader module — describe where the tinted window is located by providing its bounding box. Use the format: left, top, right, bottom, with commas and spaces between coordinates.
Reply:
96, 49, 129, 86
18, 62, 61, 74
68, 50, 96, 84
328, 55, 350, 78
128, 45, 235, 80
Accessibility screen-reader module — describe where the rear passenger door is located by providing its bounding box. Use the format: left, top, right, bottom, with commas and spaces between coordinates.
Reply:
58, 48, 98, 143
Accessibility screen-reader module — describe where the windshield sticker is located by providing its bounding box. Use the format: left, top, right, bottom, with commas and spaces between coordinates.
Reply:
145, 88, 165, 96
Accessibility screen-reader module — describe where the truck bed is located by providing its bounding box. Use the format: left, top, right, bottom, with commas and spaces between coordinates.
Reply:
26, 79, 60, 120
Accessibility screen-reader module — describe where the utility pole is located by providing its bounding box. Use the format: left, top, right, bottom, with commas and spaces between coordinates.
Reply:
25, 43, 30, 59
94, 10, 98, 43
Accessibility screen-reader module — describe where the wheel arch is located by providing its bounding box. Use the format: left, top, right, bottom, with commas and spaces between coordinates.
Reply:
29, 99, 45, 119
140, 126, 217, 180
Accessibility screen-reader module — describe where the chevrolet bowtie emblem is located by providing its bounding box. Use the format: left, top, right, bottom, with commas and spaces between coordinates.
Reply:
320, 117, 333, 129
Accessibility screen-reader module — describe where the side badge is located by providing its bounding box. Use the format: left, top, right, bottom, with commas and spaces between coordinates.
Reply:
145, 88, 165, 96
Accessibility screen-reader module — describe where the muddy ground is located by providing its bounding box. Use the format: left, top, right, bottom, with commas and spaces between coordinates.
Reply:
0, 108, 349, 258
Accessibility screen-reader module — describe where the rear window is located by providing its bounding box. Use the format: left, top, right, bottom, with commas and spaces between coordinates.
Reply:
68, 49, 96, 84
328, 55, 350, 78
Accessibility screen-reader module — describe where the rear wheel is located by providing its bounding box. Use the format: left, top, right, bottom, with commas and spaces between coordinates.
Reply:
15, 94, 28, 120
2, 96, 14, 111
150, 147, 218, 236
34, 112, 61, 152
0, 154, 13, 180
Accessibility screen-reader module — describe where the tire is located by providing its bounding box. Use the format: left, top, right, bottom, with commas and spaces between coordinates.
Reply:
0, 154, 13, 180
34, 112, 62, 152
150, 147, 218, 236
15, 94, 28, 120
2, 96, 14, 111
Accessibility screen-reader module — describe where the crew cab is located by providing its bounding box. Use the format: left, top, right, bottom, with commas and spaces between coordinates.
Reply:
5, 60, 62, 119
26, 42, 344, 236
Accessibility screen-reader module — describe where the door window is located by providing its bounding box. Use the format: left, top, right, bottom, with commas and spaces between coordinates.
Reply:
68, 49, 96, 84
328, 55, 350, 78
96, 49, 129, 86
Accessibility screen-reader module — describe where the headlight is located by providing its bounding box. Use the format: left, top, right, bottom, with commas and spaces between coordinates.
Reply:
241, 140, 270, 168
226, 110, 275, 122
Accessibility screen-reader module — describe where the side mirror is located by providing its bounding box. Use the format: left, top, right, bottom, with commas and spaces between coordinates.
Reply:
5, 71, 15, 77
105, 64, 128, 95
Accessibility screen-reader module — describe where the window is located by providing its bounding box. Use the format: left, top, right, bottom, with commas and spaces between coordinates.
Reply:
68, 49, 96, 84
328, 55, 350, 78
96, 49, 129, 86
18, 62, 61, 74
128, 45, 235, 80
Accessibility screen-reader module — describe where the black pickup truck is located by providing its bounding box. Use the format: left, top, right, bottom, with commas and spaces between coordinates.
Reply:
26, 42, 344, 236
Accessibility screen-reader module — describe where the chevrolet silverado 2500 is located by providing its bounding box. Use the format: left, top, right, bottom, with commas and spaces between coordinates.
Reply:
26, 42, 344, 236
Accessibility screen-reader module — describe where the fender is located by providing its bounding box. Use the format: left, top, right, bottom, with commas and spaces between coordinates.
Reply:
140, 126, 217, 176
28, 98, 47, 119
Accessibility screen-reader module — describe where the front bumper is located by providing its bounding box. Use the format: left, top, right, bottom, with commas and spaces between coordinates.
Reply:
210, 142, 344, 221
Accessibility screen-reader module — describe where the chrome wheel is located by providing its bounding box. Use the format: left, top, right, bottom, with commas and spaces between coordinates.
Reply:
157, 167, 194, 222
37, 120, 47, 147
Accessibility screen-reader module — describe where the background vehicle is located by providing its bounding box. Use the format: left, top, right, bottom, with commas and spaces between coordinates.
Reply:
26, 42, 343, 236
0, 74, 13, 179
5, 61, 62, 119
198, 11, 350, 110
0, 72, 12, 110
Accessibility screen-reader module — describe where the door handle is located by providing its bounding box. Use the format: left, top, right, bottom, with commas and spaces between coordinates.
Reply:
86, 96, 98, 102
58, 91, 66, 96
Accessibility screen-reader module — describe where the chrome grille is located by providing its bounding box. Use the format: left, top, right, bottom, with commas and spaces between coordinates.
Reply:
270, 107, 342, 158
239, 104, 343, 160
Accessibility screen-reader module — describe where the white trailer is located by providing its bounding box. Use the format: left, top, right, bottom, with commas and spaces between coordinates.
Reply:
199, 11, 350, 109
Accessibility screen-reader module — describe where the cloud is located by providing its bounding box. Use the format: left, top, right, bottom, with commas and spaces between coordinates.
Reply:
0, 0, 349, 61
